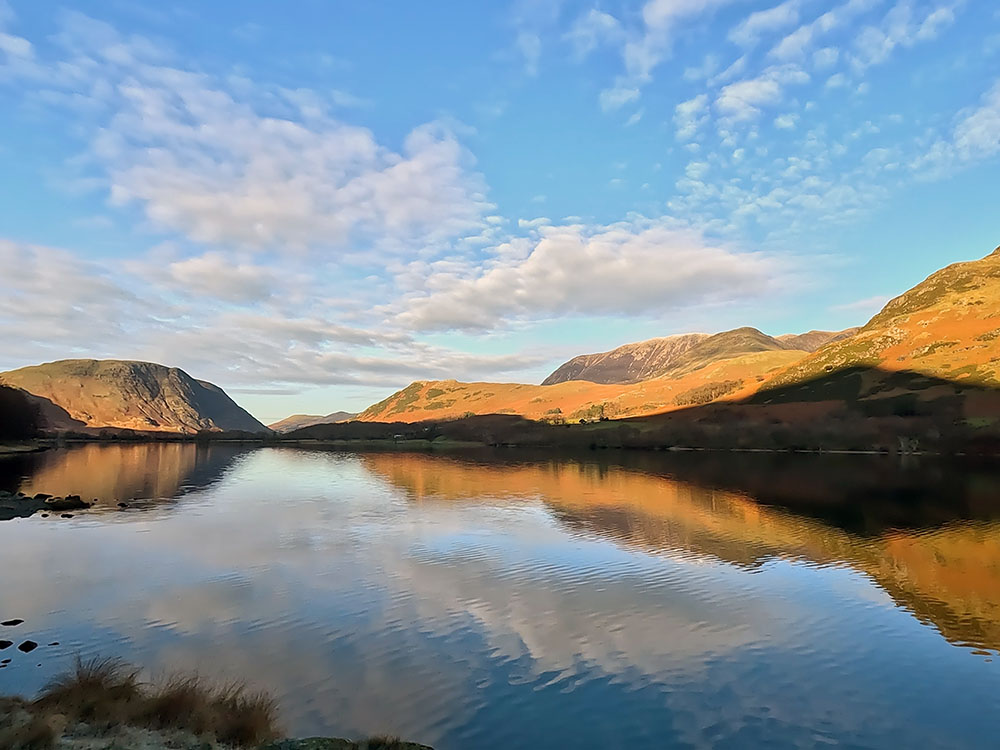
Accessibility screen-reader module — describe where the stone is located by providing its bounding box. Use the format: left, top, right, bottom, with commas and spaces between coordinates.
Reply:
1, 619, 23, 627
0, 641, 11, 650
45, 496, 91, 511
17, 641, 37, 653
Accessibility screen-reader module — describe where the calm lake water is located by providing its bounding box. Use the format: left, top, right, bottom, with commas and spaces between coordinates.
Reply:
2, 445, 1000, 748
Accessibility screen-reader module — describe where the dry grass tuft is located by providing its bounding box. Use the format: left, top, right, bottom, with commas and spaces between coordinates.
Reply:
141, 677, 279, 747
34, 657, 140, 725
22, 657, 279, 747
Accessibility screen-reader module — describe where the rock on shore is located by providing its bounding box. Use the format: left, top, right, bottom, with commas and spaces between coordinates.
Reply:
0, 490, 94, 521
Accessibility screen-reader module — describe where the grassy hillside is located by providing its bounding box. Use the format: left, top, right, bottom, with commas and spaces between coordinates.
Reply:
762, 246, 1000, 395
358, 349, 808, 423
0, 359, 267, 434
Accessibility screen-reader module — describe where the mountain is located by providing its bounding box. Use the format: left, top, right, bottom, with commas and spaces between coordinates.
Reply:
652, 327, 796, 379
760, 246, 1000, 396
358, 246, 1000, 425
357, 347, 807, 423
269, 411, 357, 433
542, 333, 709, 385
775, 328, 860, 352
543, 327, 859, 385
0, 359, 268, 434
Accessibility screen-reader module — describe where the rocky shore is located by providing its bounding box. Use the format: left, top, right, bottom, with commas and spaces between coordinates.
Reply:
0, 490, 94, 521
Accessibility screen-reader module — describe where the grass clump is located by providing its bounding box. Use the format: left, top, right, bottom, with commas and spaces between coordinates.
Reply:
24, 657, 280, 747
34, 657, 141, 725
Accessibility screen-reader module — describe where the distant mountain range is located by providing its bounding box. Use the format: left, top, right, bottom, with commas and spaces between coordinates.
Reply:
3, 246, 999, 439
542, 328, 856, 386
359, 246, 1000, 424
0, 359, 267, 434
268, 412, 358, 433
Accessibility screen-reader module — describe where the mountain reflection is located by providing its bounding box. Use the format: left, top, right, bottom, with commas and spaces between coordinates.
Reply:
360, 451, 1000, 654
2, 446, 1000, 747
2, 442, 250, 505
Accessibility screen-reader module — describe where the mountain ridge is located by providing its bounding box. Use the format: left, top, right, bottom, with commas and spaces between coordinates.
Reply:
269, 411, 358, 433
357, 246, 1000, 424
543, 327, 858, 386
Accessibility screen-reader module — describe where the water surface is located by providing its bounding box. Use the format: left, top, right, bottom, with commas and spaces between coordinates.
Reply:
1, 444, 999, 748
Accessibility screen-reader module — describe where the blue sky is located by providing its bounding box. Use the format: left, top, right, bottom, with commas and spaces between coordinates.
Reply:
0, 0, 998, 422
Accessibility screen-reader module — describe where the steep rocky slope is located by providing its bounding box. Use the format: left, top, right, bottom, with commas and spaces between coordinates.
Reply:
0, 359, 267, 434
544, 327, 857, 385
542, 333, 709, 385
269, 411, 357, 433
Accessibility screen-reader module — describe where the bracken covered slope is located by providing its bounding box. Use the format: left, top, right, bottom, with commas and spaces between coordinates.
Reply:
760, 246, 1000, 395
0, 359, 267, 434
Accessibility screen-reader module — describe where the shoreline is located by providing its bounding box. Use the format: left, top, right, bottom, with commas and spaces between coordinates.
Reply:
1, 435, 987, 459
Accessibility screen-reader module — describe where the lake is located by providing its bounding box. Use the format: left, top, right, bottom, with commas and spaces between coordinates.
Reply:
1, 444, 999, 748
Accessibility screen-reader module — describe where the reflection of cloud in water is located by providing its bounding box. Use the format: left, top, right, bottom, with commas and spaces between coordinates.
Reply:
361, 451, 1000, 655
0, 448, 999, 748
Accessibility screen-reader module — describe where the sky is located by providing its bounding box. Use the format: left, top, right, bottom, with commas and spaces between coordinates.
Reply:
0, 0, 998, 423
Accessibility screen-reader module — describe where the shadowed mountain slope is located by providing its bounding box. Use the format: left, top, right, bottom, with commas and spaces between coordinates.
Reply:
0, 359, 267, 434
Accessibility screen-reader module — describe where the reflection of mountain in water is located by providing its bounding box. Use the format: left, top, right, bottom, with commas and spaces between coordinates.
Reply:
360, 450, 1000, 655
0, 443, 250, 504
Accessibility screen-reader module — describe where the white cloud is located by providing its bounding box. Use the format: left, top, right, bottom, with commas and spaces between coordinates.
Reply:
397, 220, 788, 332
813, 46, 840, 68
164, 252, 277, 303
769, 0, 882, 61
674, 94, 711, 141
850, 0, 960, 72
597, 0, 741, 108
832, 294, 891, 314
564, 9, 623, 59
600, 83, 640, 111
516, 31, 541, 75
952, 80, 1000, 159
728, 0, 802, 48
911, 79, 1000, 176
8, 12, 491, 257
0, 238, 547, 390
716, 65, 809, 121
